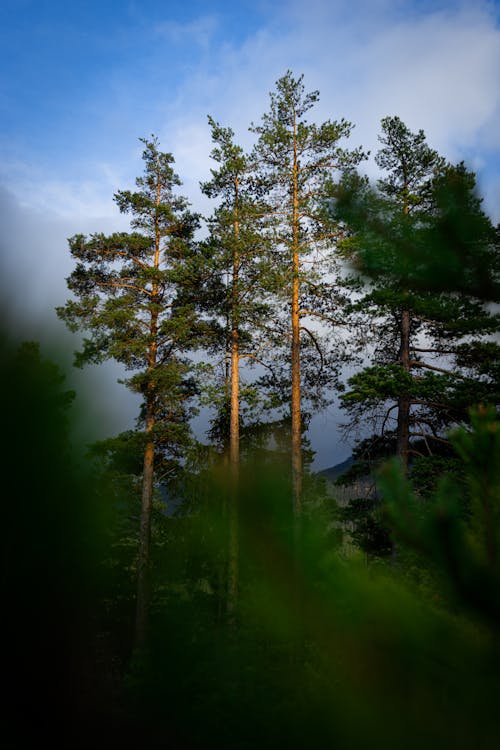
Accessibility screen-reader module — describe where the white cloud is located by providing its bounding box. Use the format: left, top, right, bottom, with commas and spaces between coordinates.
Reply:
146, 1, 500, 202
159, 0, 500, 212
0, 153, 132, 219
162, 119, 214, 214
350, 6, 500, 153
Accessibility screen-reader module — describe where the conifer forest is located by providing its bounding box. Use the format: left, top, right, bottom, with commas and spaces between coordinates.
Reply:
3, 72, 500, 748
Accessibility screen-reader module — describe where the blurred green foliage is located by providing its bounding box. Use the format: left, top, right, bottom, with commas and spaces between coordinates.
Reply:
0, 335, 115, 742
122, 415, 500, 748
1, 332, 500, 748
333, 162, 499, 301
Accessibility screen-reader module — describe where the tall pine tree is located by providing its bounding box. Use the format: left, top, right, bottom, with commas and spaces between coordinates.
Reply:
333, 121, 499, 500
375, 116, 445, 470
201, 116, 273, 469
200, 116, 272, 619
251, 71, 365, 516
57, 137, 201, 649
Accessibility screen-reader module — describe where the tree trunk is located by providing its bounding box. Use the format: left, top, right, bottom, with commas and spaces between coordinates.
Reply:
291, 115, 302, 518
229, 328, 240, 469
134, 166, 161, 651
226, 314, 240, 622
229, 184, 240, 473
291, 124, 304, 648
227, 186, 240, 622
397, 308, 411, 472
135, 427, 155, 651
397, 184, 411, 472
291, 264, 302, 513
226, 486, 239, 623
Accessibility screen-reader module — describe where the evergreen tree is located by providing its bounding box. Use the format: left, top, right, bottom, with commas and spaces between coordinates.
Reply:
331, 122, 499, 544
200, 116, 273, 619
372, 116, 445, 470
57, 137, 201, 650
250, 71, 365, 516
201, 116, 273, 469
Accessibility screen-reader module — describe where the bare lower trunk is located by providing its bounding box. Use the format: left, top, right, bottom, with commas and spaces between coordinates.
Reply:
227, 193, 240, 622
134, 167, 161, 651
291, 112, 302, 520
227, 326, 239, 621
229, 330, 240, 470
291, 270, 302, 517
135, 434, 155, 651
397, 308, 411, 472
291, 229, 303, 651
396, 394, 410, 471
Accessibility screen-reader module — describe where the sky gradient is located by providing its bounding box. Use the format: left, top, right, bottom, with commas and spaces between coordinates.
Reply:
1, 0, 499, 468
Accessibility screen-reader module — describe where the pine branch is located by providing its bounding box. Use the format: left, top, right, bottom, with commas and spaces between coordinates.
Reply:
410, 360, 463, 377
300, 325, 324, 372
381, 403, 399, 435
299, 309, 342, 325
99, 249, 150, 269
95, 280, 152, 296
410, 431, 451, 445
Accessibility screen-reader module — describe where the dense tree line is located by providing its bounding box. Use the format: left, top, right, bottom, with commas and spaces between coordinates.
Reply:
13, 70, 495, 746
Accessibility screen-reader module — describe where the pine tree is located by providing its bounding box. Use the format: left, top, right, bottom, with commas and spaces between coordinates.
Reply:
201, 116, 273, 469
375, 116, 445, 470
57, 136, 201, 650
250, 71, 365, 516
200, 116, 273, 619
332, 122, 499, 505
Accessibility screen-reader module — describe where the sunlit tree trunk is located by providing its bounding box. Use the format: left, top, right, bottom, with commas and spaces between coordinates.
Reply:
291, 114, 303, 518
135, 423, 154, 651
227, 181, 240, 621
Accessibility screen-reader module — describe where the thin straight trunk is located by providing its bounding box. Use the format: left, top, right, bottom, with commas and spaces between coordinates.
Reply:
397, 307, 411, 472
134, 168, 161, 651
217, 310, 230, 621
291, 113, 302, 517
222, 322, 231, 467
135, 421, 155, 651
290, 116, 305, 653
229, 177, 240, 472
397, 188, 411, 472
227, 179, 240, 621
229, 328, 239, 467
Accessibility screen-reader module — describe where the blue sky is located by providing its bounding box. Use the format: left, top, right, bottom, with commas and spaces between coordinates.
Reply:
1, 0, 499, 467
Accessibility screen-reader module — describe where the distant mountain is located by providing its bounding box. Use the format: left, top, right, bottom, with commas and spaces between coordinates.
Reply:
318, 456, 355, 483
318, 455, 374, 505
